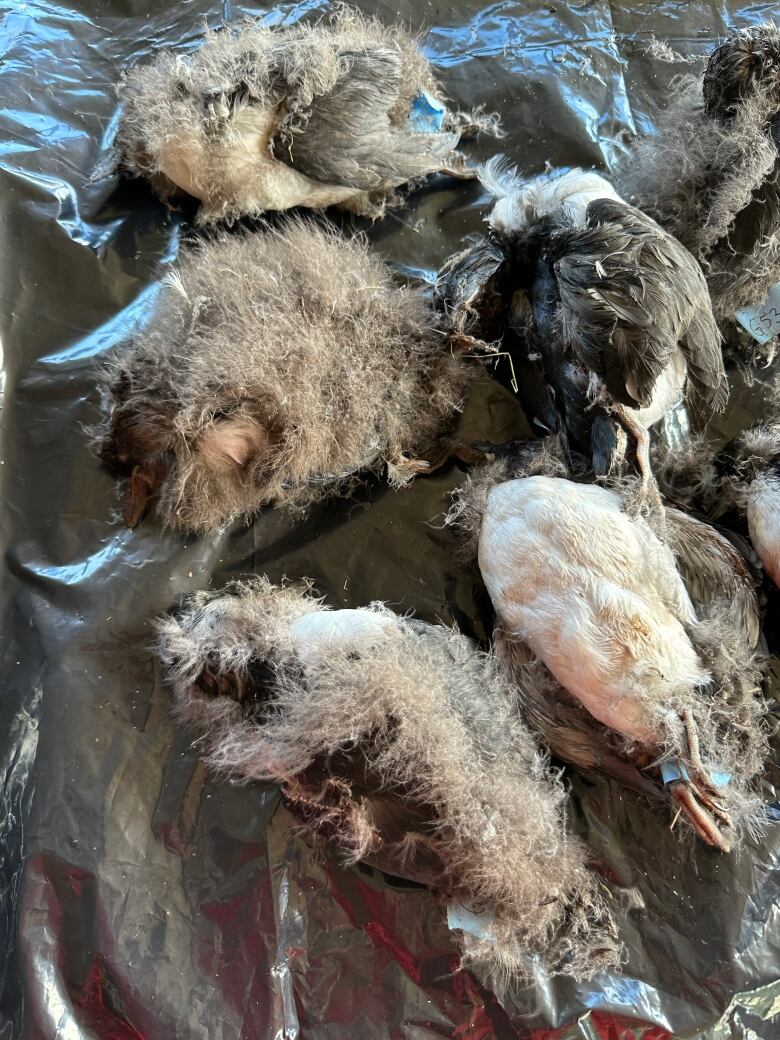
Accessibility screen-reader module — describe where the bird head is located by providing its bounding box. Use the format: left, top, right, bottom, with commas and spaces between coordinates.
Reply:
97, 384, 278, 530
703, 23, 780, 121
160, 581, 316, 711
96, 388, 177, 529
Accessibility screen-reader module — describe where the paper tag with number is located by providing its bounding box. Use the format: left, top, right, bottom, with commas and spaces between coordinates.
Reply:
736, 282, 780, 344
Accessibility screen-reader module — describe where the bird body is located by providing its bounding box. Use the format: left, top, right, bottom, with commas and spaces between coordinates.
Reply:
452, 464, 767, 851
458, 162, 726, 489
478, 477, 706, 746
117, 11, 477, 223
158, 579, 620, 982
656, 421, 780, 591
620, 23, 780, 363
723, 424, 780, 589
747, 474, 780, 587
152, 102, 363, 215
92, 220, 466, 531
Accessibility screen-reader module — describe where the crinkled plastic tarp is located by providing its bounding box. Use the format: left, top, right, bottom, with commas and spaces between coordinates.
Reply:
1, 1, 779, 1037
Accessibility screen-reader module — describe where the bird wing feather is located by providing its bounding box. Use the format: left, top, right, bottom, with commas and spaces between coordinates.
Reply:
495, 631, 662, 800
434, 235, 512, 341
552, 198, 724, 417
664, 507, 760, 649
276, 48, 461, 190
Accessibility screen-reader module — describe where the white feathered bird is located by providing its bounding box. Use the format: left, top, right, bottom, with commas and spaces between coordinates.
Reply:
462, 471, 767, 851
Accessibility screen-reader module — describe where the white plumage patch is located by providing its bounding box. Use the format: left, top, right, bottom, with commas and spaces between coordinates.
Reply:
288, 608, 397, 667
478, 158, 624, 234
478, 476, 709, 746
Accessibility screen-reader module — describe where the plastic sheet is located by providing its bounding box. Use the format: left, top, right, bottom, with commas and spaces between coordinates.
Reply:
1, 2, 779, 1037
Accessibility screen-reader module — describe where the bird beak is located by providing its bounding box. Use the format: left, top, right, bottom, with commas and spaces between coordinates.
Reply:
122, 461, 166, 529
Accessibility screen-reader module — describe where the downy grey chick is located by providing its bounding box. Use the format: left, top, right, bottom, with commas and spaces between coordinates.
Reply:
92, 219, 467, 532
620, 23, 780, 364
157, 578, 621, 984
449, 453, 768, 853
439, 162, 727, 505
117, 8, 484, 224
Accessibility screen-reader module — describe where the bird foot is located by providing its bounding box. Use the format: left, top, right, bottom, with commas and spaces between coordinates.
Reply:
669, 780, 732, 852
386, 453, 433, 484
387, 439, 493, 483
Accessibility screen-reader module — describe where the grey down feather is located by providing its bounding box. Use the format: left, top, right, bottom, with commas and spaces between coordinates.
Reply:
116, 6, 488, 223
92, 219, 467, 532
157, 578, 622, 984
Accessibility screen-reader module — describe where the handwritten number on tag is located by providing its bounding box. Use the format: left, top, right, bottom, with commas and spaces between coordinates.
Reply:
750, 307, 780, 337
738, 287, 780, 343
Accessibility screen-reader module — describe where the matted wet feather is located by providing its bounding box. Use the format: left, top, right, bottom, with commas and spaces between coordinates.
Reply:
116, 5, 481, 222
620, 24, 780, 362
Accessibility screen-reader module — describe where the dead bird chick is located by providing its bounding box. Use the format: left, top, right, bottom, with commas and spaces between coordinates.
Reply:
117, 8, 484, 224
157, 578, 621, 983
446, 161, 726, 505
450, 461, 767, 852
92, 219, 467, 532
620, 23, 780, 365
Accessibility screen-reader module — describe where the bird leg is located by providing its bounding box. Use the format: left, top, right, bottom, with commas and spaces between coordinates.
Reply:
610, 404, 664, 513
680, 709, 726, 802
387, 438, 494, 481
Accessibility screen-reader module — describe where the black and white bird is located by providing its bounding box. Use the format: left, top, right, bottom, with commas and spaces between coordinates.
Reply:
116, 8, 485, 224
451, 463, 767, 852
157, 579, 620, 982
466, 162, 728, 502
621, 23, 780, 364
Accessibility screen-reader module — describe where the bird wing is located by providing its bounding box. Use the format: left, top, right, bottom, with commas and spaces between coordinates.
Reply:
434, 235, 512, 343
275, 48, 462, 190
553, 198, 724, 420
495, 631, 662, 801
665, 507, 761, 649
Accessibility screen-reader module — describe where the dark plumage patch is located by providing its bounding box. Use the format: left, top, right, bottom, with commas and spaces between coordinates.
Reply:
703, 23, 780, 120
434, 234, 512, 346
549, 198, 726, 429
620, 23, 780, 363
